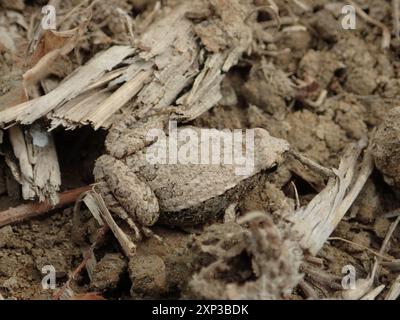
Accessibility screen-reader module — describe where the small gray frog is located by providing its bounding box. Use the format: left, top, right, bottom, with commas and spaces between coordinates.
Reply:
93, 114, 289, 238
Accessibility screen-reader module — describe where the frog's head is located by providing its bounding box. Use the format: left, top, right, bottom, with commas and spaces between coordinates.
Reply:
253, 128, 290, 172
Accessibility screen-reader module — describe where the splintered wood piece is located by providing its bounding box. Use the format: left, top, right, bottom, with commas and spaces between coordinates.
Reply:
361, 285, 385, 300
81, 193, 104, 227
290, 139, 372, 255
385, 275, 400, 300
89, 70, 153, 130
8, 125, 62, 204
0, 46, 135, 126
177, 53, 225, 122
49, 89, 112, 130
0, 186, 91, 227
84, 191, 136, 257
8, 126, 36, 200
29, 125, 62, 204
1, 0, 255, 130
0, 99, 34, 125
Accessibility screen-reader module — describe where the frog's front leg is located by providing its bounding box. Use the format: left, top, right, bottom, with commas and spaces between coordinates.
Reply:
105, 115, 166, 159
94, 155, 160, 235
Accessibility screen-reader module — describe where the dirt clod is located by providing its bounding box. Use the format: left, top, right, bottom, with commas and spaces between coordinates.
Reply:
373, 107, 400, 189
186, 218, 302, 300
91, 253, 127, 291
129, 254, 167, 299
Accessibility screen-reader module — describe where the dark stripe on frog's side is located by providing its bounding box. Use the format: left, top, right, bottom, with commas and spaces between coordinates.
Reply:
158, 172, 266, 227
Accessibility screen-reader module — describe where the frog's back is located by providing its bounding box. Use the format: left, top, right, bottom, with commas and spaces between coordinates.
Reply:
126, 127, 289, 212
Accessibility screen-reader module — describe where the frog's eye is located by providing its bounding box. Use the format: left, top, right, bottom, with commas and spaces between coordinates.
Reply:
269, 163, 278, 172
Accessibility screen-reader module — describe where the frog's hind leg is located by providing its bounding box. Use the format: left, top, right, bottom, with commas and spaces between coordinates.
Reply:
94, 155, 160, 235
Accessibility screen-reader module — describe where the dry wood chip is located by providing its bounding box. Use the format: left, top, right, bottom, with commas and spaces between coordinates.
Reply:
385, 275, 400, 300
290, 139, 373, 255
0, 46, 135, 126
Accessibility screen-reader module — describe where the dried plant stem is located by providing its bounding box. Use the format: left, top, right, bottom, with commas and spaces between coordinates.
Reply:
290, 139, 371, 255
378, 215, 400, 259
382, 259, 400, 271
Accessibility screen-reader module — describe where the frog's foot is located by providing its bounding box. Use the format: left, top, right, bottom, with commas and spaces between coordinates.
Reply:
141, 226, 164, 243
94, 155, 160, 237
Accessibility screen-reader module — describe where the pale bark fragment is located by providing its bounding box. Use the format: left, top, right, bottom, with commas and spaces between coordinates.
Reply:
0, 46, 135, 125
289, 140, 373, 255
385, 275, 400, 300
84, 191, 136, 257
361, 285, 385, 300
7, 125, 61, 204
0, 0, 255, 130
8, 126, 36, 200
176, 53, 225, 122
29, 125, 61, 204
89, 70, 153, 130
50, 89, 112, 130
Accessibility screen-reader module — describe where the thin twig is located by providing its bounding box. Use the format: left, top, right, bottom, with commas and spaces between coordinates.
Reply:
384, 208, 400, 218
53, 224, 109, 300
289, 150, 335, 178
363, 215, 400, 299
0, 186, 91, 228
291, 0, 311, 12
381, 259, 400, 272
378, 216, 400, 259
328, 237, 392, 261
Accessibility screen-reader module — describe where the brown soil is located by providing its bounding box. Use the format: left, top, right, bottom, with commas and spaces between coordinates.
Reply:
1, 0, 400, 300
